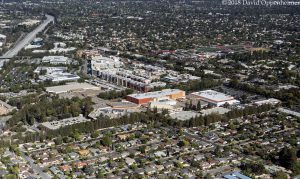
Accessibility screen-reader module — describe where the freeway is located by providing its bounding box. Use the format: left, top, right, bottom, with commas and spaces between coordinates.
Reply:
0, 14, 54, 61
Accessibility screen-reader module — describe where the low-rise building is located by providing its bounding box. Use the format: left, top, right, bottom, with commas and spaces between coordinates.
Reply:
45, 82, 100, 94
39, 115, 91, 130
42, 56, 71, 65
200, 107, 231, 116
253, 98, 281, 106
170, 111, 200, 121
90, 55, 123, 71
88, 107, 138, 119
190, 90, 240, 107
126, 89, 185, 104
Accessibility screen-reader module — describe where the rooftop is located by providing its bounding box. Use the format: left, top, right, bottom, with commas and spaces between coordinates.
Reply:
40, 115, 90, 130
46, 82, 100, 94
127, 89, 184, 99
170, 111, 200, 121
192, 90, 234, 102
200, 107, 231, 116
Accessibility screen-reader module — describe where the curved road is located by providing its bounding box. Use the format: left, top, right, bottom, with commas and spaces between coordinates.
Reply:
0, 14, 54, 61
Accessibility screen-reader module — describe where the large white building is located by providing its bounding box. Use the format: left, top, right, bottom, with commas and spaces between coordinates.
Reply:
42, 56, 70, 65
190, 90, 240, 107
34, 67, 79, 82
90, 55, 123, 71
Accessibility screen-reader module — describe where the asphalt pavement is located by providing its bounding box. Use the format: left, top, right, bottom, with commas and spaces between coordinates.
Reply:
0, 14, 54, 64
21, 152, 52, 179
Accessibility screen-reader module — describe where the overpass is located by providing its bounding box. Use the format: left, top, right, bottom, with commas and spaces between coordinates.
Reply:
0, 14, 55, 62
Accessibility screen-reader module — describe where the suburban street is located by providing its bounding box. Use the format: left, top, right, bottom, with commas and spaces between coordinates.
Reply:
21, 152, 52, 179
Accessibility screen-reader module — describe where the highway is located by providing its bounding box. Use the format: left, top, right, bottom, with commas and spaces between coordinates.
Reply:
0, 14, 54, 61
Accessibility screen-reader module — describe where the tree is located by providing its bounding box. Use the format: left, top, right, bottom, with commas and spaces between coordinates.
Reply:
279, 147, 297, 170
214, 146, 223, 157
196, 101, 201, 110
96, 169, 104, 178
178, 139, 189, 147
204, 174, 213, 179
101, 135, 112, 147
83, 165, 95, 175
274, 171, 288, 179
54, 136, 63, 145
91, 131, 100, 138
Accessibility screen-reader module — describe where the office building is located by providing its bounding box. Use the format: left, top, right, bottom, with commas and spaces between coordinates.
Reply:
190, 90, 240, 107
126, 89, 185, 104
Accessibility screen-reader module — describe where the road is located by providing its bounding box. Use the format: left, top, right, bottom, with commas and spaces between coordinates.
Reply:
21, 152, 52, 179
0, 14, 54, 61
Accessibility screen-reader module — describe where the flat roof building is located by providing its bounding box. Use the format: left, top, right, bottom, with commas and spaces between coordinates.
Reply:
190, 90, 240, 107
46, 82, 100, 94
107, 101, 139, 109
40, 73, 80, 82
90, 55, 123, 71
40, 115, 90, 130
200, 107, 231, 116
253, 98, 280, 106
88, 107, 138, 119
170, 111, 200, 121
34, 66, 80, 82
126, 89, 185, 104
42, 56, 70, 65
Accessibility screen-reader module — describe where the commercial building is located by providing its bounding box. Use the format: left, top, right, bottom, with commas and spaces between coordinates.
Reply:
149, 99, 182, 112
200, 107, 231, 116
34, 67, 80, 82
96, 69, 166, 92
40, 73, 80, 82
190, 90, 240, 107
253, 98, 281, 106
88, 107, 138, 119
39, 115, 90, 130
90, 55, 123, 72
163, 73, 200, 84
34, 67, 68, 74
107, 101, 139, 109
42, 56, 70, 65
46, 82, 100, 94
126, 89, 185, 104
170, 111, 200, 121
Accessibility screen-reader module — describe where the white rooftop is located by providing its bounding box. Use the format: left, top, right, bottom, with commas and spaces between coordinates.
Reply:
127, 89, 184, 99
170, 111, 200, 121
42, 56, 68, 62
0, 34, 6, 39
200, 107, 231, 116
192, 90, 234, 102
